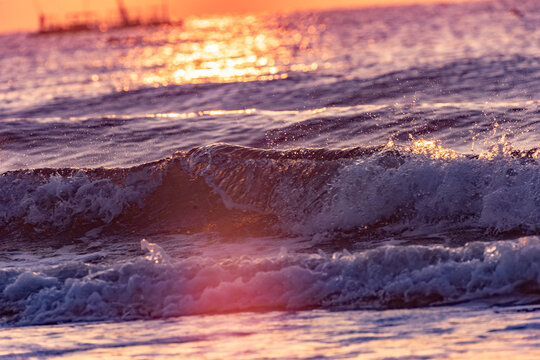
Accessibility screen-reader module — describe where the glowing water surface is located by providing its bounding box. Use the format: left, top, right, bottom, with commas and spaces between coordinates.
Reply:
2, 306, 540, 359
1, 0, 540, 358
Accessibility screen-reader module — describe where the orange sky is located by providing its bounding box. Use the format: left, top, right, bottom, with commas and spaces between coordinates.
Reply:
0, 0, 474, 33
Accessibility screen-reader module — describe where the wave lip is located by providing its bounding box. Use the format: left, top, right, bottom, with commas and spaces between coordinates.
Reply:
0, 143, 538, 239
2, 237, 540, 325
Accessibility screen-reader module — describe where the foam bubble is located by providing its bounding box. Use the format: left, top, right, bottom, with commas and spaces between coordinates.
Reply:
2, 237, 540, 325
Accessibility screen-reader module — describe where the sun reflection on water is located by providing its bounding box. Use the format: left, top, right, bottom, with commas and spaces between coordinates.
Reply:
111, 15, 327, 89
410, 139, 459, 160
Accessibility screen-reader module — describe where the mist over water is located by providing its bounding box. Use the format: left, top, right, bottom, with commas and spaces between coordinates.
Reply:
0, 0, 539, 358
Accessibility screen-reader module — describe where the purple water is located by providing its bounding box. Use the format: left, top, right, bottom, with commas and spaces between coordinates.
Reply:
0, 0, 539, 358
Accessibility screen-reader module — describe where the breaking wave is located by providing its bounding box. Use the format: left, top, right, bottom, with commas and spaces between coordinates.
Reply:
2, 236, 540, 325
0, 143, 538, 239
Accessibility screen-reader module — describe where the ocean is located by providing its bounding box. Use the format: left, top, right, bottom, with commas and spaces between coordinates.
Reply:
0, 0, 539, 358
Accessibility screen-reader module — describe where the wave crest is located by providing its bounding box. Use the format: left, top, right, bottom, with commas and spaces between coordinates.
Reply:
0, 144, 538, 240
2, 237, 540, 325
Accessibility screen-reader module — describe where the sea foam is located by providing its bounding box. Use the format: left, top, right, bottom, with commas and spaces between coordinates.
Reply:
2, 236, 540, 325
0, 144, 537, 239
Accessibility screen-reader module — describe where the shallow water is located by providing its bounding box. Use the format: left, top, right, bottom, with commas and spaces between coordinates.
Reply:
0, 0, 539, 358
3, 306, 540, 359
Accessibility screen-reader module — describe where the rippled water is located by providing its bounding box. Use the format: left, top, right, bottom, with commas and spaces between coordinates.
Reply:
0, 0, 539, 358
3, 306, 540, 359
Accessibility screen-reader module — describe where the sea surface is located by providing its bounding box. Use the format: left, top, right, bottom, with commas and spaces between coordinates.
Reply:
0, 0, 540, 358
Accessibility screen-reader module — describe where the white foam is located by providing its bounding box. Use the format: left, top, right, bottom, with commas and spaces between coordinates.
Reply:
4, 236, 540, 325
3, 271, 59, 301
0, 167, 161, 231
275, 151, 539, 234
